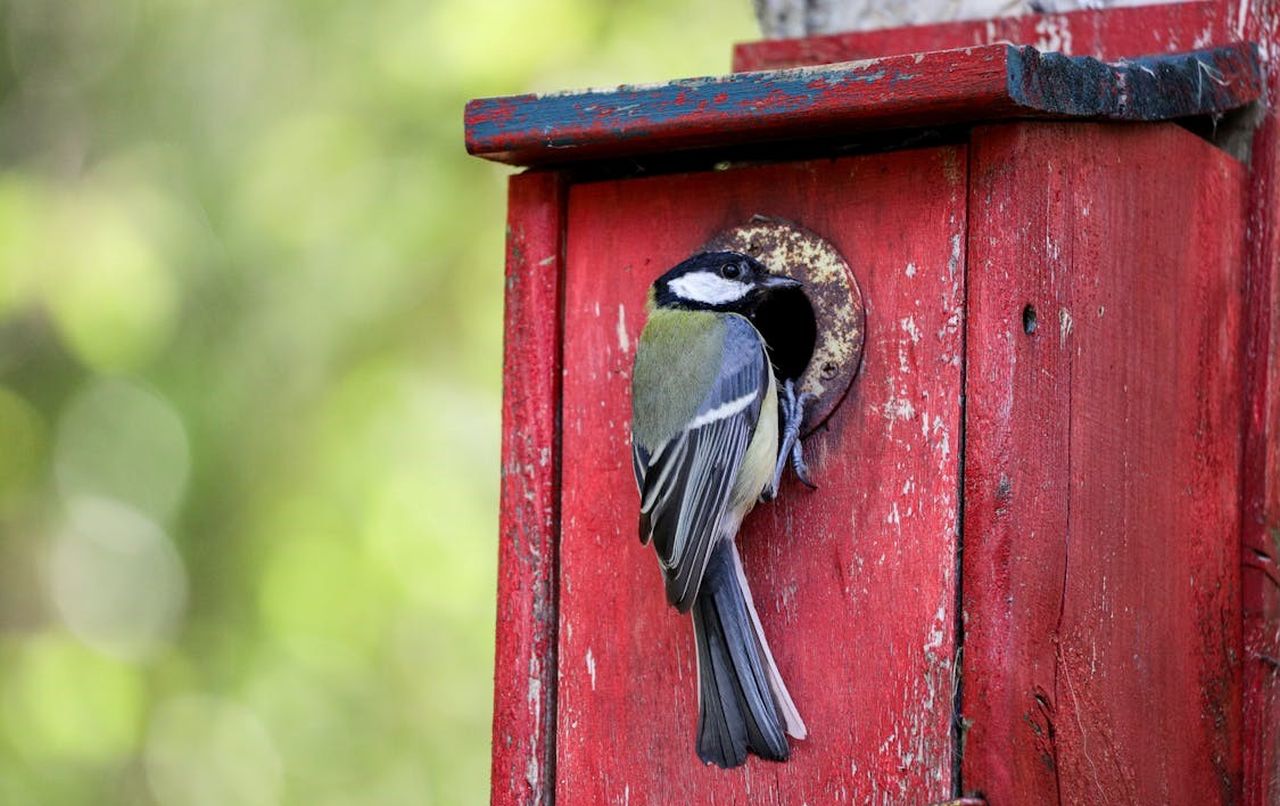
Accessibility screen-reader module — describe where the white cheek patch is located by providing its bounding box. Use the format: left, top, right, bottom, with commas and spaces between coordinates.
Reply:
668, 271, 751, 305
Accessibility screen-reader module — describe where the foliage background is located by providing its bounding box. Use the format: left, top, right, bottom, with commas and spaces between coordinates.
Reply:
0, 1, 756, 803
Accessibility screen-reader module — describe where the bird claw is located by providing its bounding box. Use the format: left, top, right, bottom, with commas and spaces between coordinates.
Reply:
791, 436, 817, 489
788, 386, 817, 489
767, 378, 817, 498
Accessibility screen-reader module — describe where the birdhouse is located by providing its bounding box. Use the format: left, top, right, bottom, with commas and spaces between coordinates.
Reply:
466, 5, 1280, 804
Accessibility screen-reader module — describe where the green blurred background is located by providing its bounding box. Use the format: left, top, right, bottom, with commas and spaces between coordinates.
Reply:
0, 1, 757, 803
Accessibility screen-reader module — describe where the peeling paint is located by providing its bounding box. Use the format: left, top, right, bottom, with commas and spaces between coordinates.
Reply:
947, 233, 963, 278
882, 395, 917, 424
901, 316, 923, 344
1034, 15, 1074, 54
616, 303, 630, 353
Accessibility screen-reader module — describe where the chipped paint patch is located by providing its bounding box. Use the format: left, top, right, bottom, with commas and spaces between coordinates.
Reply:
616, 303, 630, 353
1034, 15, 1074, 55
901, 316, 923, 344
882, 396, 917, 422
586, 647, 597, 690
947, 233, 963, 278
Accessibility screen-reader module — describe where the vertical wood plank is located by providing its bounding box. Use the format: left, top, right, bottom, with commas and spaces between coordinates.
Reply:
556, 148, 966, 804
493, 171, 565, 806
962, 122, 1245, 804
1223, 2, 1280, 801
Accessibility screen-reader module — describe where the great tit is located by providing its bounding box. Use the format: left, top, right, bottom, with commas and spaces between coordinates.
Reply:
630, 250, 810, 768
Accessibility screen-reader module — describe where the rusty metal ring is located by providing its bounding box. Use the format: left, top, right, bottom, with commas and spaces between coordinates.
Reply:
704, 217, 865, 435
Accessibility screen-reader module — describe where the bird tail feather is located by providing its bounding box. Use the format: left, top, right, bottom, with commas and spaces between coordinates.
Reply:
691, 539, 806, 768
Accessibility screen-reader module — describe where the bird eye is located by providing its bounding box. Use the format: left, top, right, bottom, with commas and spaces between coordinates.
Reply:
721, 262, 742, 279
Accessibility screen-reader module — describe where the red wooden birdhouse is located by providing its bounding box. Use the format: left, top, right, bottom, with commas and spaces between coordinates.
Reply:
465, 3, 1280, 803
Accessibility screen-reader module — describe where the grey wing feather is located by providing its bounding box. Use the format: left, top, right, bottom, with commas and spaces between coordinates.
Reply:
632, 316, 768, 612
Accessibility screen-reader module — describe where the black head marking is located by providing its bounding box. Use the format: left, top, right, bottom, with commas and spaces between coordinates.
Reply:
652, 251, 798, 312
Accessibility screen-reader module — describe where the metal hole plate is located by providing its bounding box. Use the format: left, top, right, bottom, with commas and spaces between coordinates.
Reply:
705, 217, 866, 435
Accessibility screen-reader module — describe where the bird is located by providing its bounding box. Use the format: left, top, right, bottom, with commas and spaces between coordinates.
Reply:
630, 250, 810, 768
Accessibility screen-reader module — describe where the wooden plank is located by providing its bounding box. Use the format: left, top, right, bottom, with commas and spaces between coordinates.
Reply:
1222, 2, 1280, 802
464, 43, 1259, 167
556, 147, 966, 804
961, 122, 1244, 803
492, 171, 565, 806
733, 2, 1225, 69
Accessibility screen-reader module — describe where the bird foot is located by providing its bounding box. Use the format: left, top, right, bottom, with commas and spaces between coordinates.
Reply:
763, 378, 817, 501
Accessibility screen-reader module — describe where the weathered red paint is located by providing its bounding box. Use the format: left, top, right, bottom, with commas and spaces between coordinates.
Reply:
961, 122, 1245, 803
1225, 2, 1280, 801
733, 1, 1227, 68
555, 149, 966, 804
464, 43, 1259, 168
493, 171, 565, 806
734, 8, 1280, 798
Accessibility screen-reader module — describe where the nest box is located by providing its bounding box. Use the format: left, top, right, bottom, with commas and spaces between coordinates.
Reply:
465, 5, 1280, 804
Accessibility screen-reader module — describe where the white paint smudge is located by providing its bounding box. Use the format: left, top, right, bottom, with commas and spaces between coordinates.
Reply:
900, 316, 922, 344
947, 233, 963, 277
1034, 15, 1073, 54
931, 415, 951, 461
616, 304, 630, 353
881, 397, 916, 422
905, 261, 917, 278
586, 647, 596, 691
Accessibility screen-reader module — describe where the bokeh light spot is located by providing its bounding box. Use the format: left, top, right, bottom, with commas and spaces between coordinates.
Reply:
256, 496, 388, 647
44, 189, 177, 371
0, 175, 46, 319
55, 377, 190, 521
1, 634, 143, 764
49, 496, 188, 660
244, 640, 386, 792
144, 695, 282, 806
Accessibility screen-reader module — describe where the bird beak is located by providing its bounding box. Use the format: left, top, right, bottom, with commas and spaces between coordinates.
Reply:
761, 274, 802, 290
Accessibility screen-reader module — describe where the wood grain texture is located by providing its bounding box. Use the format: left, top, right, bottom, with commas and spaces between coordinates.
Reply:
735, 2, 1225, 69
1224, 2, 1280, 801
464, 43, 1259, 167
555, 148, 967, 804
961, 122, 1245, 804
493, 171, 565, 806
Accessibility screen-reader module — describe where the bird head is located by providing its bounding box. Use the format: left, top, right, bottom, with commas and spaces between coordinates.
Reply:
651, 251, 801, 313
